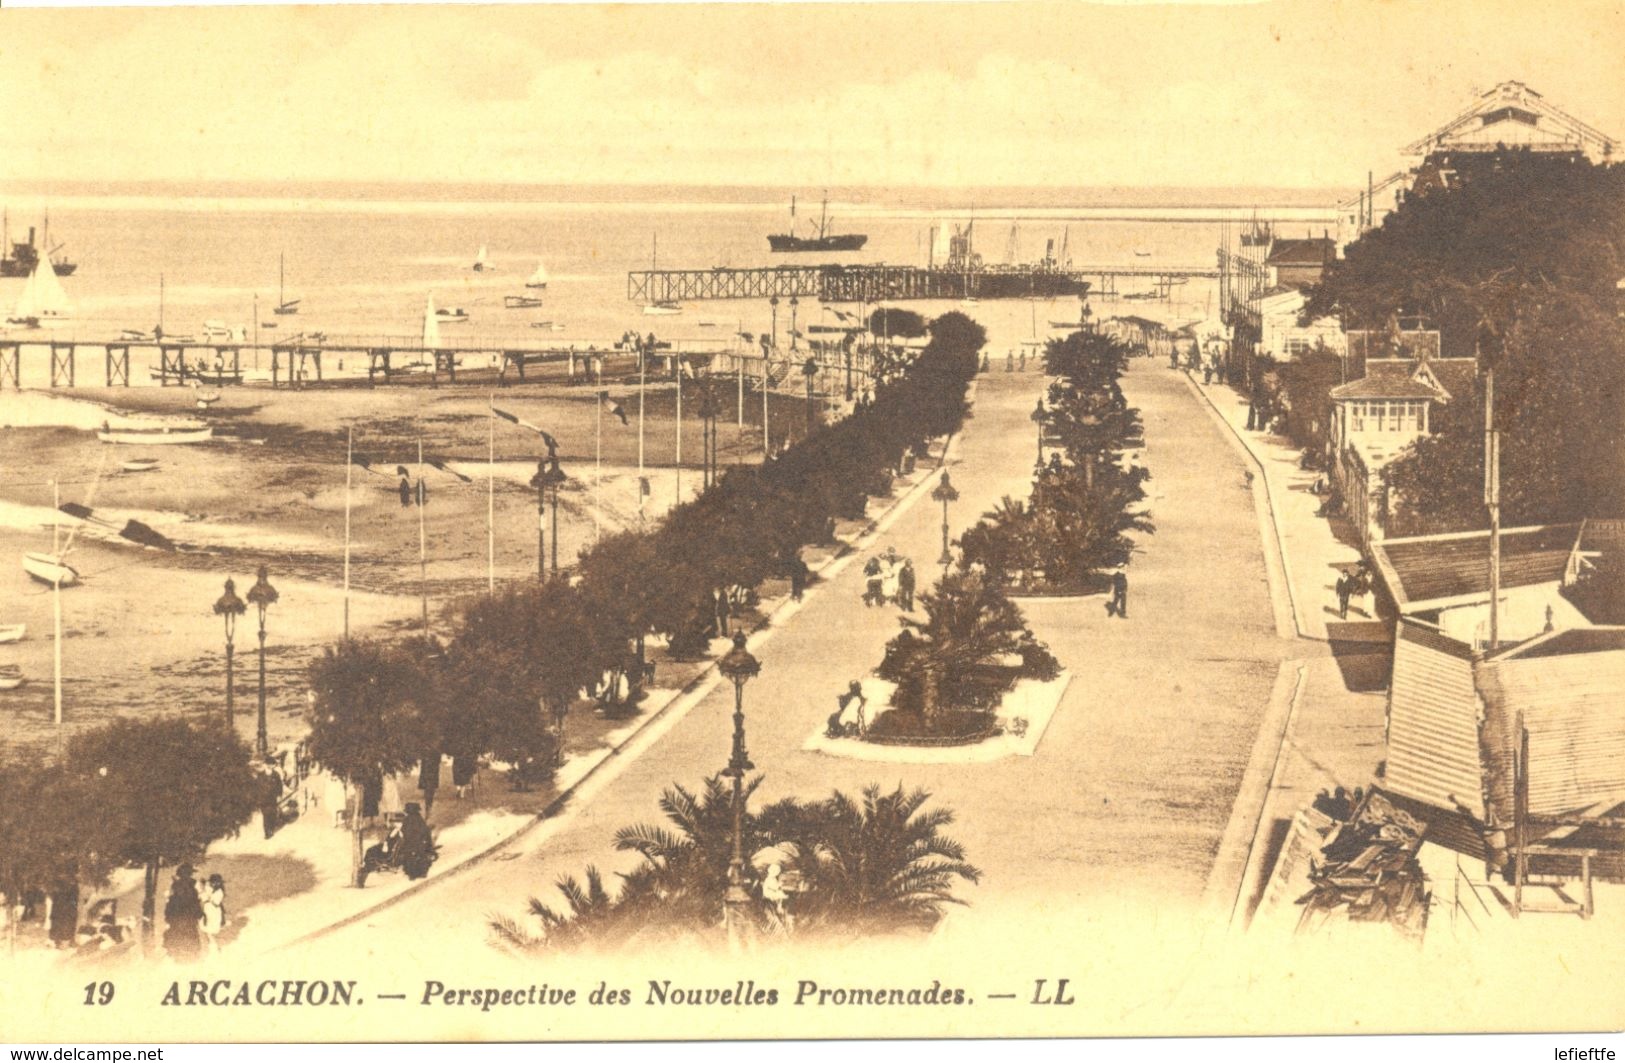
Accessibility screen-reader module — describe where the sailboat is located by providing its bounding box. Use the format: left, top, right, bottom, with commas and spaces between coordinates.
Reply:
422, 294, 443, 350
525, 258, 549, 289
273, 253, 300, 316
7, 258, 72, 329
472, 244, 489, 272
642, 233, 682, 315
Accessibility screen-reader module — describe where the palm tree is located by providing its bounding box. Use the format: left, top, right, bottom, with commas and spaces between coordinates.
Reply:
486, 778, 979, 951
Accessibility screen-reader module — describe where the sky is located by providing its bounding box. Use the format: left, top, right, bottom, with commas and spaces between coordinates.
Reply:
0, 0, 1621, 190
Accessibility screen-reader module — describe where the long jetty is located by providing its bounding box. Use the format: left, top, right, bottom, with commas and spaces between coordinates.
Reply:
627, 262, 1218, 303
0, 330, 888, 393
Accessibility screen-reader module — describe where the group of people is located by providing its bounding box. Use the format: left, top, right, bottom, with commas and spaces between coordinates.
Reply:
162, 864, 228, 960
359, 802, 437, 887
861, 547, 916, 610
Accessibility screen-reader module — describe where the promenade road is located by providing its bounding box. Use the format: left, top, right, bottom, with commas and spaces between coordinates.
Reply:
310, 357, 1288, 959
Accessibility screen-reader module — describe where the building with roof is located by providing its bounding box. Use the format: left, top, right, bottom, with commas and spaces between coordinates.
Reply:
1326, 353, 1478, 545
1379, 617, 1625, 916
1256, 286, 1346, 363
1369, 522, 1588, 646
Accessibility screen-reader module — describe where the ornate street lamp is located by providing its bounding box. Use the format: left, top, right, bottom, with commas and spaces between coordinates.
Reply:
802, 357, 818, 435
1032, 398, 1047, 469
931, 471, 959, 577
246, 565, 279, 757
212, 578, 246, 729
716, 632, 761, 949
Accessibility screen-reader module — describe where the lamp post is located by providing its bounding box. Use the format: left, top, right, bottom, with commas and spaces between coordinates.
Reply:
1032, 398, 1046, 469
529, 460, 548, 582
212, 578, 246, 729
802, 357, 817, 436
544, 457, 566, 575
716, 632, 761, 950
932, 471, 959, 579
246, 565, 279, 758
1080, 301, 1094, 334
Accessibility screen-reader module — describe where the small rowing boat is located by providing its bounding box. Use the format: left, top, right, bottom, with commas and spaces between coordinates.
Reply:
0, 666, 23, 692
121, 457, 161, 473
22, 552, 78, 587
0, 623, 25, 644
504, 294, 544, 309
97, 422, 212, 446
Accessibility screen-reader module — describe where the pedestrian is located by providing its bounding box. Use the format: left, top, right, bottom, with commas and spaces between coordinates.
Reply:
862, 556, 884, 607
836, 680, 868, 737
46, 879, 78, 951
713, 586, 732, 637
255, 757, 282, 840
398, 476, 412, 508
897, 559, 916, 611
1106, 569, 1129, 618
200, 874, 226, 955
881, 549, 901, 606
1005, 350, 1014, 372
451, 753, 478, 800
380, 771, 404, 820
418, 749, 441, 818
1018, 349, 1026, 371
1335, 572, 1351, 620
789, 556, 807, 602
162, 865, 202, 961
397, 803, 436, 881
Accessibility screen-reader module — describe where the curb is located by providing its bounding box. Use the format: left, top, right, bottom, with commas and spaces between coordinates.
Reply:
1199, 659, 1307, 930
1178, 371, 1312, 641
276, 423, 968, 951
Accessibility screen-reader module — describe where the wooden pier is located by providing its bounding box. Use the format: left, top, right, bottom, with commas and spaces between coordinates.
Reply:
628, 262, 1218, 304
0, 331, 888, 393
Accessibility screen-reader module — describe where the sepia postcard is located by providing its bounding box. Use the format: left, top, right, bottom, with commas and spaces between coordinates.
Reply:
0, 0, 1622, 1045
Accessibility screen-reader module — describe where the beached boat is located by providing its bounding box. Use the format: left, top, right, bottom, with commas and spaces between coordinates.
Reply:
0, 666, 23, 692
97, 422, 213, 446
643, 301, 682, 316
472, 244, 489, 272
435, 307, 470, 323
504, 294, 544, 309
525, 259, 548, 289
529, 321, 566, 331
121, 458, 161, 473
273, 254, 300, 316
0, 623, 25, 644
22, 552, 78, 587
7, 258, 72, 329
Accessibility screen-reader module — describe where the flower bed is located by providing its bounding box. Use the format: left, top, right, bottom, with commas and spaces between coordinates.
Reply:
863, 708, 1001, 746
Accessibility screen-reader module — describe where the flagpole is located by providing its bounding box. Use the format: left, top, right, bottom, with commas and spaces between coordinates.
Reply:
675, 358, 683, 506
52, 479, 63, 755
418, 438, 428, 638
595, 389, 602, 544
638, 346, 646, 527
487, 396, 496, 594
343, 428, 352, 641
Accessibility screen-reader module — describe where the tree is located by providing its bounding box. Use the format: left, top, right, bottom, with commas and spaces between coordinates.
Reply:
1309, 155, 1625, 531
488, 777, 978, 951
868, 307, 928, 338
0, 761, 111, 952
878, 568, 1059, 721
306, 640, 434, 884
1276, 343, 1346, 455
64, 717, 258, 946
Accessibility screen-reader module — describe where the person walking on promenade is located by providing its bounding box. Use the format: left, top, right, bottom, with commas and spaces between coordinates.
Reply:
200, 874, 226, 955
418, 749, 441, 817
398, 803, 436, 880
398, 476, 412, 508
1018, 349, 1027, 372
1006, 349, 1015, 373
162, 865, 202, 960
46, 879, 78, 951
1106, 569, 1129, 619
862, 555, 884, 607
1335, 572, 1352, 620
897, 559, 916, 611
789, 556, 808, 602
712, 586, 732, 638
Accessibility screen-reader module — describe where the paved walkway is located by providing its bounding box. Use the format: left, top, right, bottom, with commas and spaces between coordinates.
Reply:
1181, 369, 1391, 927
297, 356, 1300, 960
